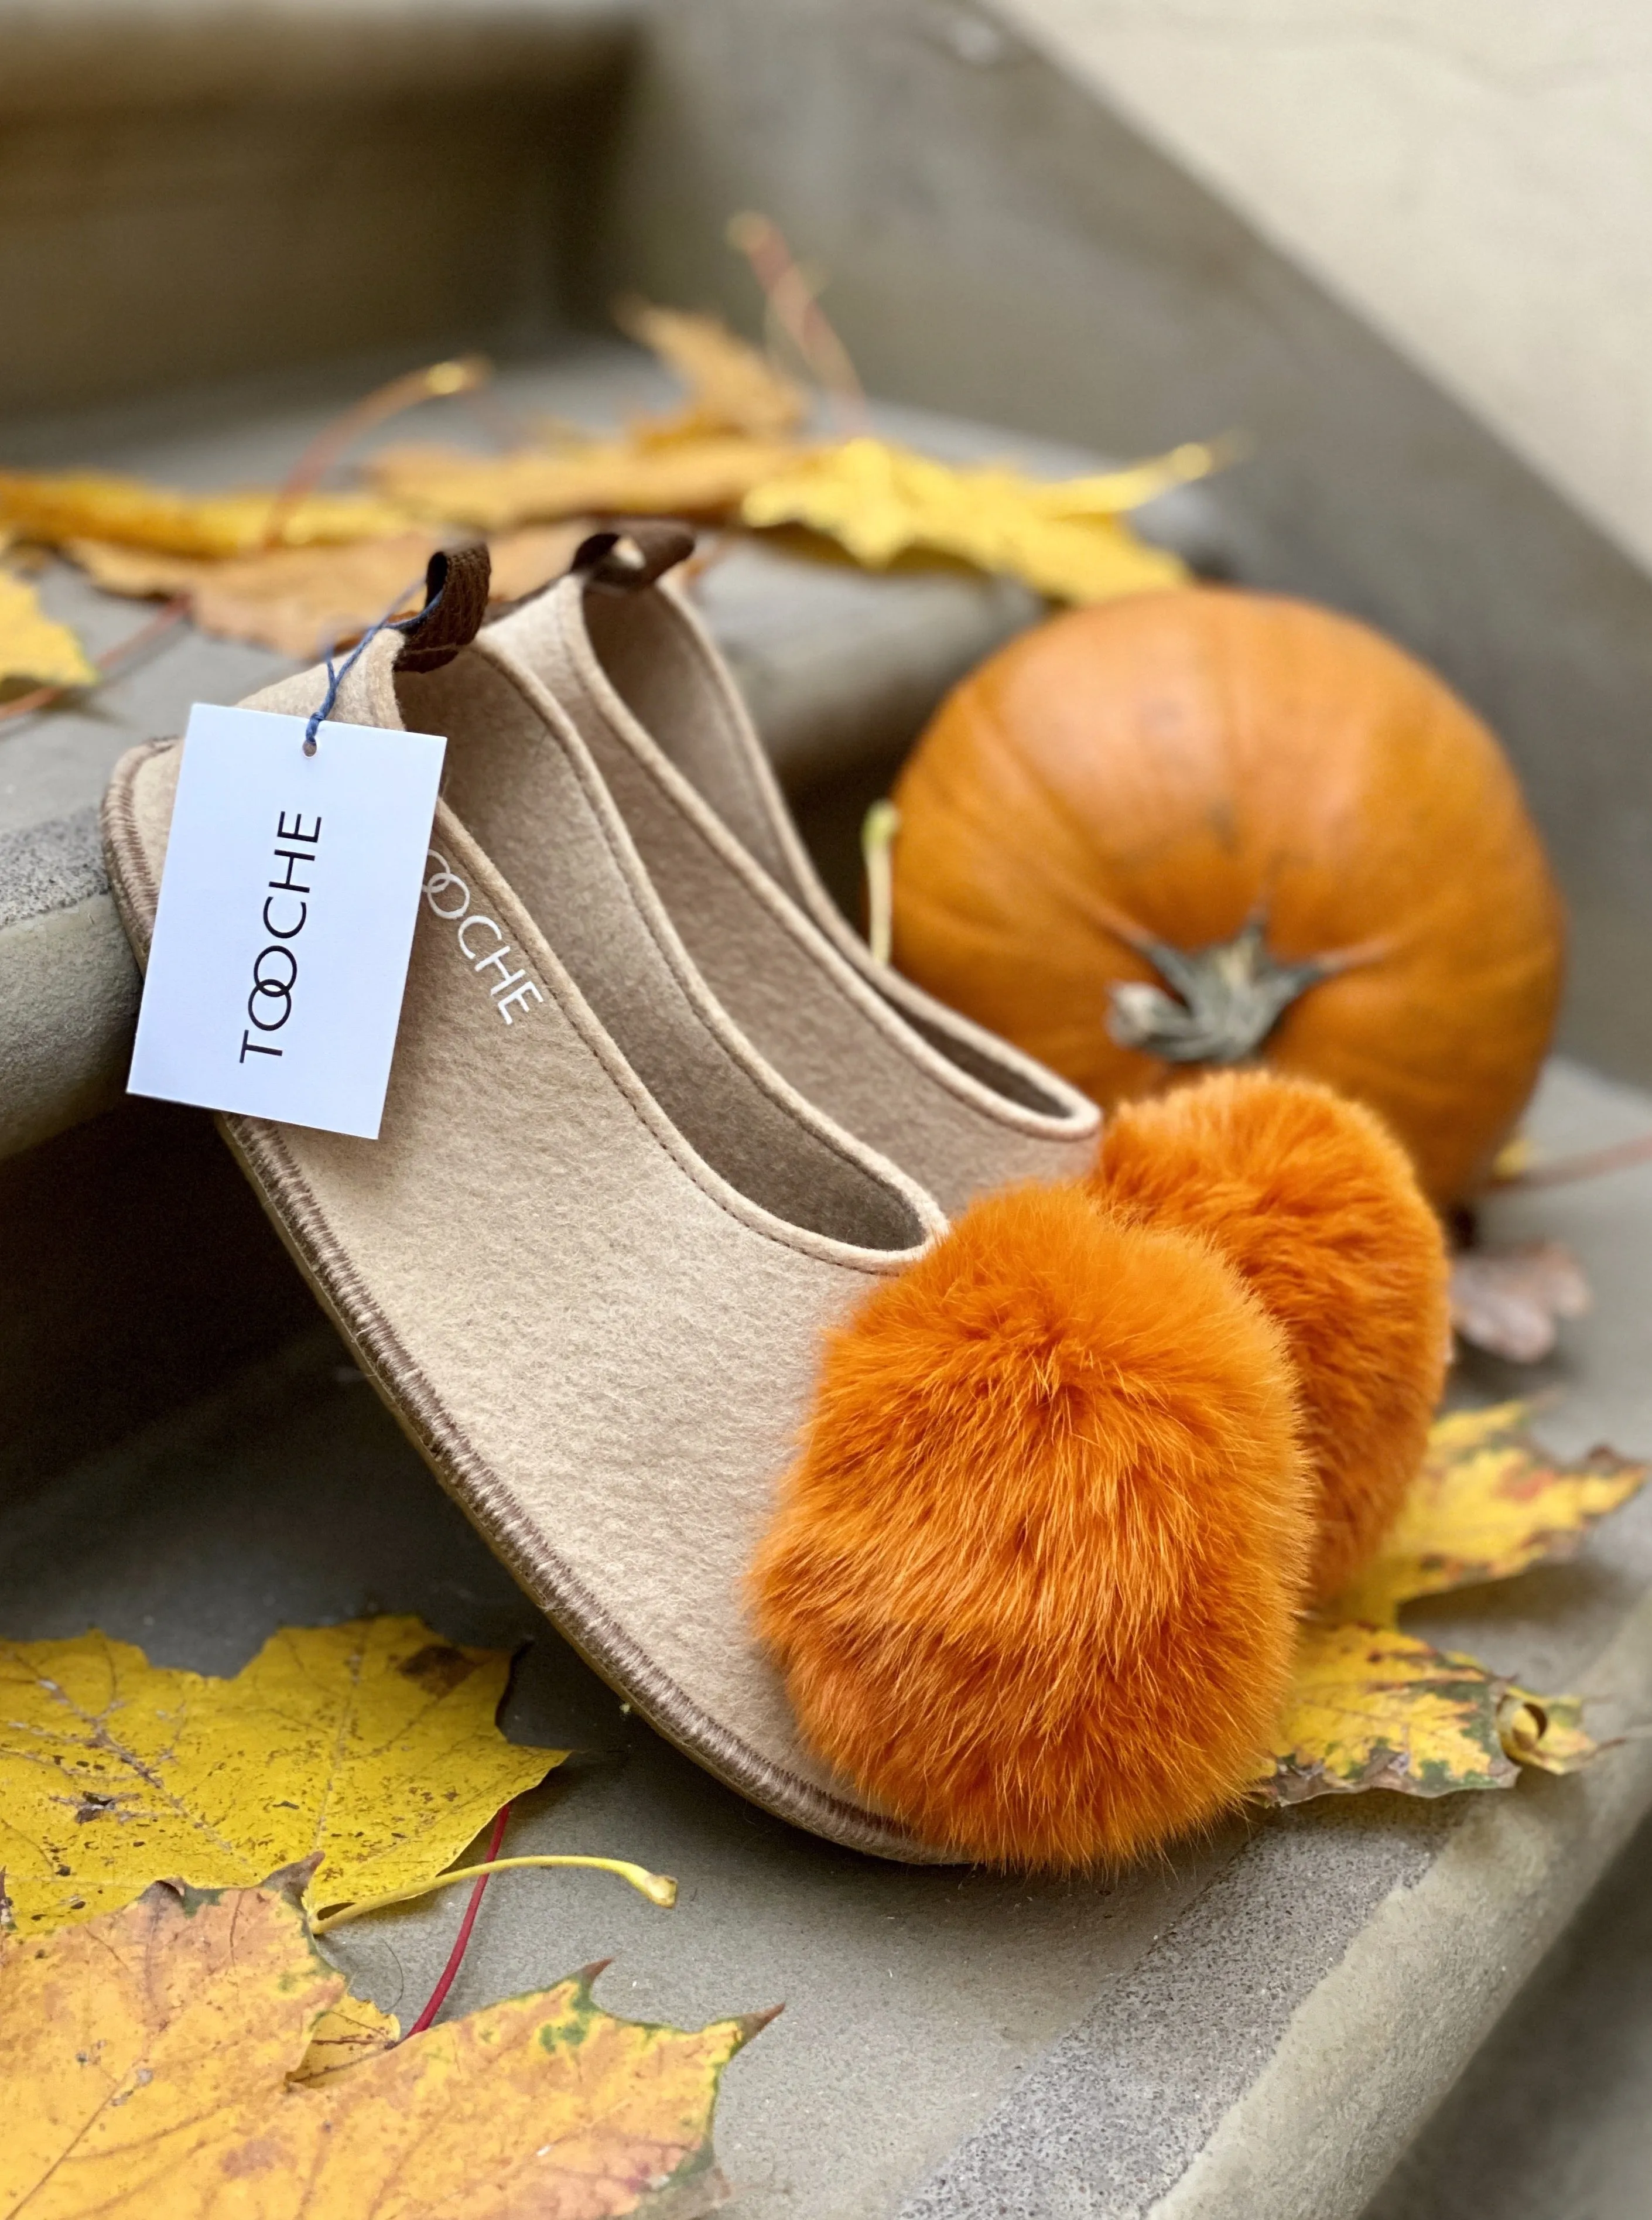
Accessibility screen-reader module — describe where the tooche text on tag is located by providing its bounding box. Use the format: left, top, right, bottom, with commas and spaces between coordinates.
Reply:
240, 811, 321, 1064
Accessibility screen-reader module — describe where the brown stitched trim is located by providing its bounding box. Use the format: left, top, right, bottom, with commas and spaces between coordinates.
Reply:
100, 745, 945, 1866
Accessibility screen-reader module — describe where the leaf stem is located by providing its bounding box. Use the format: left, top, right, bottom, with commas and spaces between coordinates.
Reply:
258, 355, 491, 551
405, 1799, 512, 2037
727, 210, 868, 435
312, 1854, 678, 1934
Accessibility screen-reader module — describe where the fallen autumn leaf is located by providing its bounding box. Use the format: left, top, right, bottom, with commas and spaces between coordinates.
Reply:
66, 521, 587, 658
1336, 1400, 1647, 1627
1260, 1625, 1605, 1805
289, 1993, 402, 2087
1258, 1403, 1644, 1806
368, 434, 804, 533
739, 435, 1196, 602
0, 1876, 768, 2219
1261, 1621, 1523, 1802
615, 298, 808, 441
0, 470, 415, 558
0, 1615, 565, 1934
0, 568, 95, 690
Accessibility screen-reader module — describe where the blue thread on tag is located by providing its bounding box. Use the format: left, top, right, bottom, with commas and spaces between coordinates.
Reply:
302, 588, 420, 754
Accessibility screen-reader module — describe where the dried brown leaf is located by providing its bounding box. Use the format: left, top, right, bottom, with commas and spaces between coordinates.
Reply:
1450, 1239, 1592, 1362
68, 523, 588, 657
368, 436, 803, 532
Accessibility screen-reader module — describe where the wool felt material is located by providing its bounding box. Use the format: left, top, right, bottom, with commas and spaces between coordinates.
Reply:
385, 623, 1338, 1866
102, 616, 972, 1863
753, 1183, 1312, 1869
483, 562, 1100, 1215
1089, 1070, 1451, 1600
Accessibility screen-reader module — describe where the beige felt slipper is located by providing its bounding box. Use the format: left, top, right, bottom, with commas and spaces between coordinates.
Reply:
482, 529, 1100, 1215
101, 554, 950, 1862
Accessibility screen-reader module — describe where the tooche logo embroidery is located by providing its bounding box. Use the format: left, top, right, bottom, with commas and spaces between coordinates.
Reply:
239, 810, 320, 1064
423, 851, 544, 1024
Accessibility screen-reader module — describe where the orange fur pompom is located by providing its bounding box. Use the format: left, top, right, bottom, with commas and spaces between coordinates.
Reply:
1087, 1070, 1449, 1602
753, 1184, 1310, 1869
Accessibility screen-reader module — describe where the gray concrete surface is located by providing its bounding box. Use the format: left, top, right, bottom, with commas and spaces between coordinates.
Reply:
1362, 1804, 1652, 2220
0, 1, 632, 419
6, 1056, 1652, 2216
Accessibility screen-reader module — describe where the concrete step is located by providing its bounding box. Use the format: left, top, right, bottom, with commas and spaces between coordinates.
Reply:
1362, 1801, 1652, 2220
0, 0, 637, 421
5, 1054, 1652, 2218
6, 7, 1651, 2212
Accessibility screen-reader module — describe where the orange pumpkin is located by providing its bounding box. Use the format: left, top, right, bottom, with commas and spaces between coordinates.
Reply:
889, 589, 1565, 1206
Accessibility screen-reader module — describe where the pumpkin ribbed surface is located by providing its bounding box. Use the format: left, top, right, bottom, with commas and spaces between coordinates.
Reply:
890, 589, 1564, 1204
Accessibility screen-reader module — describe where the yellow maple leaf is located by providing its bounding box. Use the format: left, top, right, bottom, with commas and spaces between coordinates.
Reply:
1336, 1400, 1648, 1625
1258, 1404, 1641, 1806
67, 521, 587, 658
739, 435, 1197, 602
1260, 1622, 1522, 1803
1, 1877, 764, 2219
0, 1616, 563, 1934
1258, 1625, 1603, 1805
368, 433, 803, 532
0, 568, 96, 689
0, 470, 416, 559
618, 298, 808, 442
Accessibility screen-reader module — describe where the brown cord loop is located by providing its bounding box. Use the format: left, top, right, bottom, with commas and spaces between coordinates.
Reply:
394, 543, 492, 672
572, 522, 696, 590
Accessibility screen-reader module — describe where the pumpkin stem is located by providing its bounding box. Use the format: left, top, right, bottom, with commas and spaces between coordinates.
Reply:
1107, 913, 1333, 1064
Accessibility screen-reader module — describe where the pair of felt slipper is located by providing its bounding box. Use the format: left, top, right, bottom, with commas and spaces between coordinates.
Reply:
102, 532, 1448, 1869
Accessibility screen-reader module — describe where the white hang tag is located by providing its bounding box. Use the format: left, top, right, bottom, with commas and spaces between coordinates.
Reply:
127, 703, 446, 1140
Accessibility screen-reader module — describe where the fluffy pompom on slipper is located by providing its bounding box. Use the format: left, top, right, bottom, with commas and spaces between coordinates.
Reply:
752, 1183, 1310, 1869
1088, 1070, 1449, 1603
